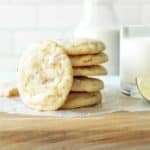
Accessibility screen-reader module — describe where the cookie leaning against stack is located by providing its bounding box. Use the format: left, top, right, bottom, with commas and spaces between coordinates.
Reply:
18, 41, 73, 111
59, 39, 108, 109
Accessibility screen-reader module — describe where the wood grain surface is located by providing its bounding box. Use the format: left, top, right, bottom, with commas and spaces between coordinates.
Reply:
1, 112, 150, 150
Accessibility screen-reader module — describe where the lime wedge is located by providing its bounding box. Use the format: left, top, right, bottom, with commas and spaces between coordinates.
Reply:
136, 77, 150, 101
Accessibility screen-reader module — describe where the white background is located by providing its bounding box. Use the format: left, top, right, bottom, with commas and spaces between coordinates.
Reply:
0, 0, 149, 76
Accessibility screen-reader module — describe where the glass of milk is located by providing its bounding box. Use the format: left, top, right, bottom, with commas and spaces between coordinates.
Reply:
120, 26, 150, 97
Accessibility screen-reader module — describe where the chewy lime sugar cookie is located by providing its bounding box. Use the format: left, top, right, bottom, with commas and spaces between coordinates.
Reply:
0, 81, 19, 97
18, 41, 73, 111
59, 39, 105, 55
61, 92, 101, 109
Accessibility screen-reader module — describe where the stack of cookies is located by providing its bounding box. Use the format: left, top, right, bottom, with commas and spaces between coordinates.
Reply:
0, 40, 108, 111
59, 39, 108, 109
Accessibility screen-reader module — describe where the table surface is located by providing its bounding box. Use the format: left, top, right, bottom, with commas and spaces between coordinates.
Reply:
0, 75, 150, 149
1, 111, 150, 150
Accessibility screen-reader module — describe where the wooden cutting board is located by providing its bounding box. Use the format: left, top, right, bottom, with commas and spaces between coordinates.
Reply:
1, 111, 150, 150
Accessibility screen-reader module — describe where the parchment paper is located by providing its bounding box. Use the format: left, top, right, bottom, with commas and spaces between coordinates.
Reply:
0, 76, 150, 117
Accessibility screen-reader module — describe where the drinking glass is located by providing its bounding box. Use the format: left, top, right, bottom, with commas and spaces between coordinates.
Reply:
120, 26, 150, 97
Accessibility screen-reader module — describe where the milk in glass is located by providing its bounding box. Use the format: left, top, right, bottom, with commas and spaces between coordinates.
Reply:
120, 26, 150, 96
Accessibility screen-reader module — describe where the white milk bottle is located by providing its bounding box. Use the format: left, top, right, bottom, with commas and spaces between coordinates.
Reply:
74, 0, 120, 75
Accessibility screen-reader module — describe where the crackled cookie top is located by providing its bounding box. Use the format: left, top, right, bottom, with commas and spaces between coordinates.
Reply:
59, 39, 105, 55
18, 41, 73, 111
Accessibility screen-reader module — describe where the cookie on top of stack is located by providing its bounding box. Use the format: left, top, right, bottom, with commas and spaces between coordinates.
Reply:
59, 39, 108, 109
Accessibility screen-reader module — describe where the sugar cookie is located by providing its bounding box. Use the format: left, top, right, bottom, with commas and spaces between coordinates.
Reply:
59, 39, 105, 55
61, 92, 101, 109
18, 41, 73, 111
70, 52, 108, 67
72, 77, 103, 92
73, 65, 107, 76
0, 81, 19, 97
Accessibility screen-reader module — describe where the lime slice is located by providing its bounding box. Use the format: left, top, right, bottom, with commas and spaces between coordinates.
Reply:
136, 77, 150, 101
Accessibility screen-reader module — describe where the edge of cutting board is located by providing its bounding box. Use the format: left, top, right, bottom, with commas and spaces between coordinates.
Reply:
1, 111, 150, 131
